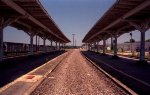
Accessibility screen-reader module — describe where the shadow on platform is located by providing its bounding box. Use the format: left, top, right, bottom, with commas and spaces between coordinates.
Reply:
82, 50, 150, 95
0, 50, 66, 88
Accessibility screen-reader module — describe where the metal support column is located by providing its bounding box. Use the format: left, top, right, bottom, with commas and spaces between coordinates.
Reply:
35, 34, 38, 52
130, 32, 133, 53
0, 17, 20, 61
102, 39, 106, 55
111, 36, 113, 50
56, 41, 57, 50
43, 37, 46, 52
91, 43, 93, 51
90, 44, 92, 51
63, 43, 65, 50
113, 34, 118, 58
61, 43, 63, 50
87, 43, 89, 51
59, 42, 60, 50
50, 40, 53, 51
38, 36, 40, 51
97, 41, 99, 52
140, 30, 145, 61
128, 21, 149, 63
94, 42, 96, 52
0, 25, 4, 61
92, 43, 94, 51
29, 33, 34, 55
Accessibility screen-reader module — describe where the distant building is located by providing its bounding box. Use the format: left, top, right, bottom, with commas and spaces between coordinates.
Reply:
82, 42, 150, 52
111, 42, 150, 52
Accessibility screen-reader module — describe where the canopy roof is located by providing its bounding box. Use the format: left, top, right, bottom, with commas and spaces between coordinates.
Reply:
83, 0, 150, 43
0, 0, 70, 43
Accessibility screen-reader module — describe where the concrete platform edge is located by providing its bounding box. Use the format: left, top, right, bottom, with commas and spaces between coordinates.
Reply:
24, 51, 69, 95
0, 51, 69, 95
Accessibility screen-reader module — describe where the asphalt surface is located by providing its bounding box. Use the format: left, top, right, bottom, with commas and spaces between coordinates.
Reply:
31, 49, 129, 95
82, 51, 150, 95
0, 51, 66, 88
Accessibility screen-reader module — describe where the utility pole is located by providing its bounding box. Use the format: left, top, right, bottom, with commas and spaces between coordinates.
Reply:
72, 34, 75, 48
75, 39, 76, 48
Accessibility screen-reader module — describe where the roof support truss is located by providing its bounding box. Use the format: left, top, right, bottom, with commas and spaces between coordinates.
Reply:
1, 0, 66, 42
86, 0, 150, 42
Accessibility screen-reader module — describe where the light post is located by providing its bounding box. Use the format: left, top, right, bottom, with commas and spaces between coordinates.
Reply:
72, 34, 75, 48
75, 39, 76, 48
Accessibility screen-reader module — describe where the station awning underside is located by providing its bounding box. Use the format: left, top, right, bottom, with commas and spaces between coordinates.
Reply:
0, 0, 70, 43
83, 0, 150, 43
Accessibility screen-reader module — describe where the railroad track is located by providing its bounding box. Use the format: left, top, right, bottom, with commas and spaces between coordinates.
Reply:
31, 49, 134, 95
81, 50, 150, 95
1, 49, 139, 95
80, 51, 137, 95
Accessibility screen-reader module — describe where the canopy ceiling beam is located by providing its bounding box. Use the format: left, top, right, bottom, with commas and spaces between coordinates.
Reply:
1, 0, 66, 42
86, 0, 150, 42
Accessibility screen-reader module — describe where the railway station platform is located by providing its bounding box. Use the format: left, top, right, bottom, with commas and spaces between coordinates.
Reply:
1, 49, 148, 95
0, 0, 150, 94
0, 50, 66, 88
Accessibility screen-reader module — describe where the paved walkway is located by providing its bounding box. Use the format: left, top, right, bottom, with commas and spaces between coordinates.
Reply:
82, 51, 150, 94
31, 49, 129, 95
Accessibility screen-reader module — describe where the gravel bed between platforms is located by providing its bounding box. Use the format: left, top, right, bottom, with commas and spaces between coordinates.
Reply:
31, 49, 129, 95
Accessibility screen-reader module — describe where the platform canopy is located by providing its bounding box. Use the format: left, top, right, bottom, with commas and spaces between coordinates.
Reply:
82, 0, 150, 43
0, 0, 70, 43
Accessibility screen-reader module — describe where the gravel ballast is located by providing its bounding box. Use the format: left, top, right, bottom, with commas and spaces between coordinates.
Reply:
31, 49, 129, 95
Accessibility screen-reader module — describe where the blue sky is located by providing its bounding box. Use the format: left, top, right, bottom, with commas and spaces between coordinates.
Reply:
4, 0, 150, 46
